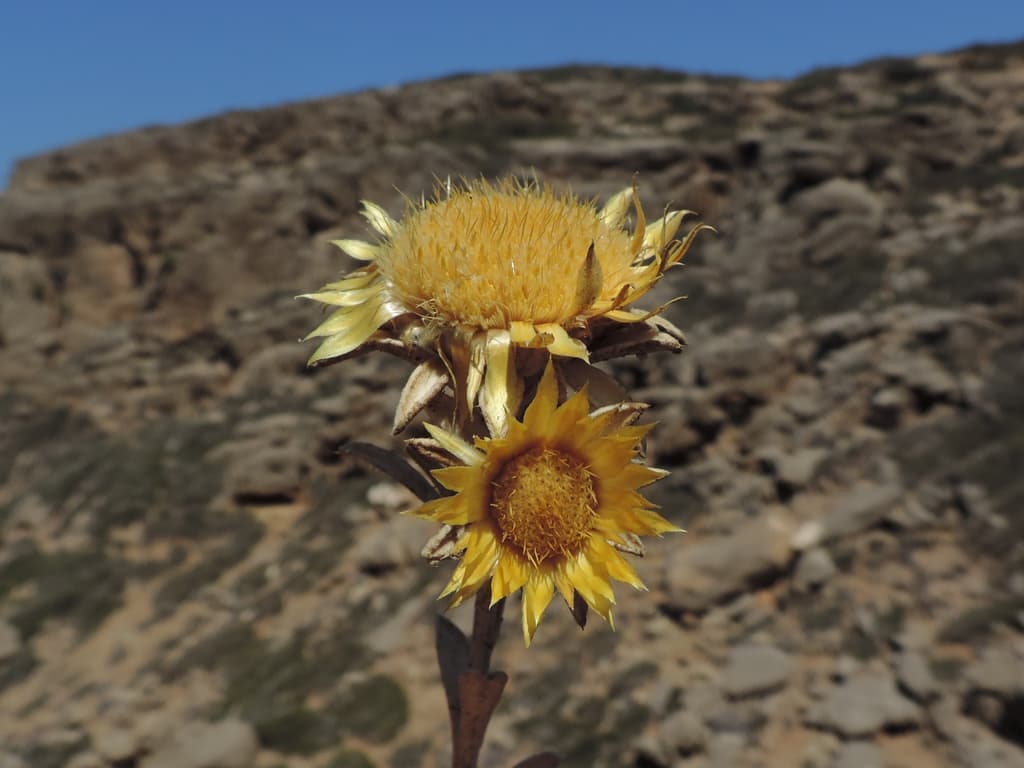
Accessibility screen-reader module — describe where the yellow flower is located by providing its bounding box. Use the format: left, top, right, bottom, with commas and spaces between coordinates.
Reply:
301, 177, 711, 434
411, 361, 679, 645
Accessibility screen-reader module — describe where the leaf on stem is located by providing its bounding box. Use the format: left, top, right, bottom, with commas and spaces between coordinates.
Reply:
341, 441, 438, 501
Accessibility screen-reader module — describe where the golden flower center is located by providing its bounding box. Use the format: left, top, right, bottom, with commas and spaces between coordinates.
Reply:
376, 183, 636, 329
489, 446, 597, 564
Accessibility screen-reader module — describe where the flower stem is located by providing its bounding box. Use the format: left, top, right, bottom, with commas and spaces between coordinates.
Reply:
469, 581, 505, 674
448, 582, 507, 768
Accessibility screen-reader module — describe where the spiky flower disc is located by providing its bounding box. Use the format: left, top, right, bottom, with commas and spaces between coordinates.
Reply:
411, 361, 680, 645
301, 177, 711, 434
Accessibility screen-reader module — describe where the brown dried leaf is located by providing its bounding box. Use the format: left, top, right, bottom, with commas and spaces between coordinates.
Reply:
341, 441, 438, 501
422, 524, 463, 563
610, 532, 645, 557
571, 592, 588, 629
393, 359, 449, 434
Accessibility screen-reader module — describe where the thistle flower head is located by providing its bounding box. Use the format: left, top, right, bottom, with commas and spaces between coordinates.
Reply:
301, 177, 711, 433
411, 361, 679, 645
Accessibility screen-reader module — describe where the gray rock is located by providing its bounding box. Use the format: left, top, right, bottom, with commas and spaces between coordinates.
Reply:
223, 443, 306, 502
721, 644, 791, 698
896, 651, 940, 702
0, 754, 29, 768
834, 741, 884, 768
631, 732, 669, 767
355, 516, 436, 573
807, 671, 921, 738
0, 621, 21, 662
792, 547, 836, 592
776, 448, 829, 489
822, 482, 903, 541
880, 353, 959, 402
664, 514, 794, 612
707, 732, 746, 768
792, 178, 884, 222
867, 385, 911, 429
140, 719, 258, 768
658, 709, 708, 756
952, 721, 1024, 768
966, 646, 1024, 697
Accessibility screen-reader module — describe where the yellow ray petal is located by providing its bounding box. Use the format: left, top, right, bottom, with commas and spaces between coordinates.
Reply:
597, 186, 634, 229
411, 494, 476, 525
306, 299, 401, 364
588, 538, 645, 590
629, 181, 647, 256
550, 387, 592, 437
296, 281, 386, 307
665, 222, 716, 268
319, 270, 380, 292
522, 360, 559, 433
641, 210, 691, 251
522, 576, 555, 646
536, 323, 589, 361
360, 200, 398, 238
431, 465, 481, 493
330, 238, 379, 261
424, 423, 484, 467
491, 553, 529, 604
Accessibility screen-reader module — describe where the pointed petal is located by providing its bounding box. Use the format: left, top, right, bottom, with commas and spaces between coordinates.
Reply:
666, 222, 716, 268
424, 423, 484, 466
320, 270, 379, 292
573, 243, 603, 314
431, 465, 481, 493
536, 323, 589, 361
297, 281, 386, 307
614, 462, 669, 489
491, 554, 528, 604
360, 200, 398, 238
306, 299, 401, 364
410, 494, 475, 525
598, 187, 634, 229
523, 359, 559, 433
551, 388, 592, 437
330, 238, 379, 261
641, 210, 690, 251
522, 577, 555, 646
589, 538, 645, 590
629, 180, 647, 256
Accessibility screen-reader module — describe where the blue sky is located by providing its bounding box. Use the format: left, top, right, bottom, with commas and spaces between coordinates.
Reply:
2, 1, 1021, 186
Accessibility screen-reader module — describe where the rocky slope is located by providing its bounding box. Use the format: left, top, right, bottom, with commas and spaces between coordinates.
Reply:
1, 40, 1024, 768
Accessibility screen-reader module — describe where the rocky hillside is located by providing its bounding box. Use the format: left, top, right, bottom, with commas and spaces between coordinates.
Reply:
2, 40, 1024, 768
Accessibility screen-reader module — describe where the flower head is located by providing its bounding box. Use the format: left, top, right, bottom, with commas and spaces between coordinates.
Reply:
411, 361, 679, 645
302, 177, 710, 434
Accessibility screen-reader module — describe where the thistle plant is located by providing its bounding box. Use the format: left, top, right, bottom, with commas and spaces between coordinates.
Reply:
302, 176, 710, 767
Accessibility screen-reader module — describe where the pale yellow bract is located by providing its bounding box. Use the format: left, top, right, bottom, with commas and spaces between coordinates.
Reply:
411, 362, 679, 645
301, 177, 710, 434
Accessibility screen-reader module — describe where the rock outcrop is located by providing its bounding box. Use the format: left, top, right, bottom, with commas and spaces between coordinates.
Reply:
2, 41, 1023, 768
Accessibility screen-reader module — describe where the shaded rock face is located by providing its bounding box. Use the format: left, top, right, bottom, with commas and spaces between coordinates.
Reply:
2, 40, 1024, 768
